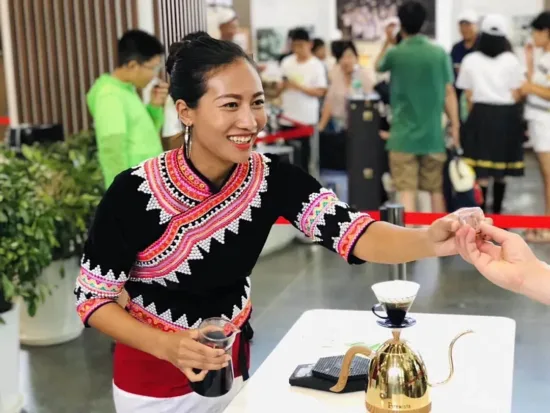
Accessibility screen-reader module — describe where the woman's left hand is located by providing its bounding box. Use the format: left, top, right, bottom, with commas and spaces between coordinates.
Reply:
427, 215, 461, 257
427, 207, 492, 257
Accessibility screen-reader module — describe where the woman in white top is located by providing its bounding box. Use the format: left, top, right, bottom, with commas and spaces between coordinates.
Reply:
456, 14, 525, 215
522, 11, 550, 243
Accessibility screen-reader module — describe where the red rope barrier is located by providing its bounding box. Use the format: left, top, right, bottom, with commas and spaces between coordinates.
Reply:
275, 211, 550, 229
256, 116, 314, 144
256, 126, 314, 144
0, 116, 9, 126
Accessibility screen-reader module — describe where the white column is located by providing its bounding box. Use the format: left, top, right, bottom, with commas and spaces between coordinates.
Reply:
1, 0, 19, 126
137, 0, 155, 34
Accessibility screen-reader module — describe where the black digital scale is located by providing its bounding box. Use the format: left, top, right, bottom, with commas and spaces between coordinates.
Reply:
288, 354, 370, 393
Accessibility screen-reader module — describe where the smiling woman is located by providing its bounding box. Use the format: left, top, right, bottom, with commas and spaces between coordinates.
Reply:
75, 31, 472, 413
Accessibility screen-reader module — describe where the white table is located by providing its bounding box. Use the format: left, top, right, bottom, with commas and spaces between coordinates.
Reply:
224, 309, 516, 413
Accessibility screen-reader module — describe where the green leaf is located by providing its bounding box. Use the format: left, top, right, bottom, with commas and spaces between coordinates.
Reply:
1, 275, 15, 300
28, 300, 37, 317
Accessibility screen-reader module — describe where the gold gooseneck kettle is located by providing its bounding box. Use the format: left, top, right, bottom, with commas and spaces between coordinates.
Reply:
330, 281, 473, 413
330, 328, 473, 413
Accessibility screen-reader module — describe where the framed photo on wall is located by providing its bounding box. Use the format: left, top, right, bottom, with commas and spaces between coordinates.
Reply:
336, 0, 436, 41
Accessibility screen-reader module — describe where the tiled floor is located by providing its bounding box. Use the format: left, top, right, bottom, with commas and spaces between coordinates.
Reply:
17, 153, 550, 412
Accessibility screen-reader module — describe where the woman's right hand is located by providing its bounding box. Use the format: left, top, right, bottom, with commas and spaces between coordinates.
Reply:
160, 329, 231, 382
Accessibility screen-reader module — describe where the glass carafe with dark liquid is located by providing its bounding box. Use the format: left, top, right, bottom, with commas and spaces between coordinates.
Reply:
189, 317, 240, 398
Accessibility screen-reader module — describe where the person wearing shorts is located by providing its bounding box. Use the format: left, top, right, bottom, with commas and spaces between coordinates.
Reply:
389, 153, 448, 196
523, 12, 550, 243
375, 2, 459, 212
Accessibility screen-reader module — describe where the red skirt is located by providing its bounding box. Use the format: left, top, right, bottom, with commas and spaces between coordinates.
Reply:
113, 332, 250, 398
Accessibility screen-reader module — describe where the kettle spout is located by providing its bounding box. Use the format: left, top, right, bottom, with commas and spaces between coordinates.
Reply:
329, 346, 373, 393
429, 330, 474, 387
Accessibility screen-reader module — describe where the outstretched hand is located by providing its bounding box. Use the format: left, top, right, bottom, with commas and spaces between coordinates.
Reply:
455, 223, 540, 294
427, 207, 491, 257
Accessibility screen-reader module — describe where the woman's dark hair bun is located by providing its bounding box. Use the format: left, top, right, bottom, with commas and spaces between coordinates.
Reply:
166, 32, 213, 75
182, 31, 211, 42
169, 30, 256, 109
166, 41, 183, 75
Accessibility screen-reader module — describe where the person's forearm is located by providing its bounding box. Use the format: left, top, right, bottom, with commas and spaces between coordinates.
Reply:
445, 85, 460, 129
526, 62, 534, 82
527, 84, 550, 101
297, 85, 326, 97
274, 82, 285, 98
520, 260, 550, 305
88, 302, 169, 360
318, 101, 332, 130
375, 41, 391, 72
352, 222, 434, 264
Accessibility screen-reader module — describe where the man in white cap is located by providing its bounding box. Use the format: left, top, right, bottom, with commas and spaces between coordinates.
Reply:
451, 10, 479, 102
218, 8, 239, 42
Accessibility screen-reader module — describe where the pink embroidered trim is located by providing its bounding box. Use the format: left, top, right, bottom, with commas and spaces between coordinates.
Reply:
133, 153, 262, 276
336, 214, 375, 261
172, 148, 211, 200
76, 267, 124, 298
127, 299, 252, 332
298, 191, 340, 238
77, 298, 113, 323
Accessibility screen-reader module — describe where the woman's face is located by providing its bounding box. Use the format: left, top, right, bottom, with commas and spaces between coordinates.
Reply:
179, 59, 267, 165
339, 48, 358, 73
532, 28, 550, 48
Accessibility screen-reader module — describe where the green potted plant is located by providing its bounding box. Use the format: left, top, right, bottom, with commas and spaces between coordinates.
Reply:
17, 131, 105, 346
0, 149, 57, 412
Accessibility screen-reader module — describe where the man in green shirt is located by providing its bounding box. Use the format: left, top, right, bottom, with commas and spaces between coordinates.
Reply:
376, 2, 460, 213
87, 30, 168, 188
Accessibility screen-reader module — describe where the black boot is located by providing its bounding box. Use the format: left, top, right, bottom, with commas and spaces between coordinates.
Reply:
480, 185, 489, 212
492, 181, 506, 214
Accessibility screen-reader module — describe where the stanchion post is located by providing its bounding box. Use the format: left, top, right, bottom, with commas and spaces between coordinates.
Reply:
379, 203, 407, 280
309, 126, 320, 180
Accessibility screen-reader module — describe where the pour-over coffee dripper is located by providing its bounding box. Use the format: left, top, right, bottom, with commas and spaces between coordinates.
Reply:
371, 280, 420, 329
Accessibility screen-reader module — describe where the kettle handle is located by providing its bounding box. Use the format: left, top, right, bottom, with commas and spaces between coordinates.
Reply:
329, 346, 373, 393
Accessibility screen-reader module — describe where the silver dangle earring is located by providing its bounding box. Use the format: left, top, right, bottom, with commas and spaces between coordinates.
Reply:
184, 124, 192, 159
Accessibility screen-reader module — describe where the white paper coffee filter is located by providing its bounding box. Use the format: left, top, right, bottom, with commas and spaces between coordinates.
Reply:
371, 280, 420, 304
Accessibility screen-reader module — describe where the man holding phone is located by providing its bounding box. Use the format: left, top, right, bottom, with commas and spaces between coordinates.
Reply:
87, 30, 168, 188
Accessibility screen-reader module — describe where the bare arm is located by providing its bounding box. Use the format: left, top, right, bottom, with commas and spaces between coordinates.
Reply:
273, 81, 286, 98
445, 84, 460, 128
524, 83, 550, 101
375, 41, 392, 73
89, 303, 167, 359
292, 82, 327, 97
352, 222, 434, 264
318, 100, 333, 131
465, 89, 473, 113
445, 84, 460, 147
511, 89, 522, 103
520, 261, 550, 305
